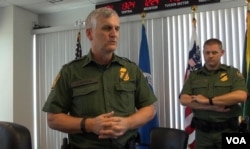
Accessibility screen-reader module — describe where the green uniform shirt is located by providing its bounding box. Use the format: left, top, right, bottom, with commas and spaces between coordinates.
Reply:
43, 52, 157, 149
180, 64, 247, 122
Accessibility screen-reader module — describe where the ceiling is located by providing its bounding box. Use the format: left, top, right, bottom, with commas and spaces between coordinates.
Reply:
0, 0, 119, 14
0, 0, 236, 15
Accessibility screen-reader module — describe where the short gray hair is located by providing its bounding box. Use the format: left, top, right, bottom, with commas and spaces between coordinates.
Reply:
85, 7, 119, 29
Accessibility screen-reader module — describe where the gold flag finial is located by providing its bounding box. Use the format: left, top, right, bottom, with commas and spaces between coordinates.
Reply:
141, 12, 146, 24
191, 5, 197, 28
191, 5, 197, 13
191, 5, 197, 17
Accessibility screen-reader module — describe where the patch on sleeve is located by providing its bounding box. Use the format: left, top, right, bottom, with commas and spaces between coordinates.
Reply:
236, 71, 244, 79
51, 73, 60, 89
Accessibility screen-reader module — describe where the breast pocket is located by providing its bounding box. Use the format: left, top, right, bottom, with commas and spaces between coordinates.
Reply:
115, 81, 136, 114
214, 82, 232, 95
192, 83, 208, 95
72, 83, 101, 116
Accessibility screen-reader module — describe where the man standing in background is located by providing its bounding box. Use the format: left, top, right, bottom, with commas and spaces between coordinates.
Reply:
180, 38, 248, 149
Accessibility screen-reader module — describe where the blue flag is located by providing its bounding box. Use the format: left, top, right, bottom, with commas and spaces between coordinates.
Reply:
138, 24, 159, 149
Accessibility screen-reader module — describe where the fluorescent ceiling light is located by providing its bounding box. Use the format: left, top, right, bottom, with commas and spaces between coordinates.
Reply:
47, 0, 63, 4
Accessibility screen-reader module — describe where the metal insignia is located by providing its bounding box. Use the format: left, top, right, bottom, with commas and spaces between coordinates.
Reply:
120, 67, 129, 81
220, 72, 228, 82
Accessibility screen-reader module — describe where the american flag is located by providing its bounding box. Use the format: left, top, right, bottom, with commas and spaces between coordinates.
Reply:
75, 31, 82, 59
184, 17, 202, 149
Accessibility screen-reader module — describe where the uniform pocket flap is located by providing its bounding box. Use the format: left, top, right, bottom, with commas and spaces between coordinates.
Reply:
72, 85, 98, 97
192, 83, 208, 89
214, 82, 232, 87
115, 82, 136, 92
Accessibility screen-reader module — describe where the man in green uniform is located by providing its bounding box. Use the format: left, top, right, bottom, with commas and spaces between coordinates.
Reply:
42, 7, 157, 149
179, 38, 248, 149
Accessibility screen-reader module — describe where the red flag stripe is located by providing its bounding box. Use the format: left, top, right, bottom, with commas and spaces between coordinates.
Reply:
184, 17, 202, 149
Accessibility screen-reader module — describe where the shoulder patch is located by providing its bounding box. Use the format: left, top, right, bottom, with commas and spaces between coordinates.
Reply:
51, 73, 60, 89
236, 71, 244, 79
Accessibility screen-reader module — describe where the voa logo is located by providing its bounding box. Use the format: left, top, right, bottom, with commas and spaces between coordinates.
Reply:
226, 137, 246, 144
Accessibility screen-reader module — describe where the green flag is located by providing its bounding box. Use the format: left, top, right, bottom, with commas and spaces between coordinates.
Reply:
242, 9, 250, 132
242, 31, 250, 119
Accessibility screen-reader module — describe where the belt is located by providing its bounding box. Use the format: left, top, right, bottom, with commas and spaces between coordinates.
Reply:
191, 117, 239, 132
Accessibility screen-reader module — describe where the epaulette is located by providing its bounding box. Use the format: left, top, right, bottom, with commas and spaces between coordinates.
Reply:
117, 55, 133, 63
67, 57, 84, 65
192, 67, 203, 74
197, 67, 202, 70
194, 67, 202, 72
220, 64, 234, 71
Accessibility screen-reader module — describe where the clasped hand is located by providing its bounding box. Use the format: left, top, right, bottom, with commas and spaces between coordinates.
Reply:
191, 94, 209, 104
191, 95, 230, 112
87, 111, 129, 139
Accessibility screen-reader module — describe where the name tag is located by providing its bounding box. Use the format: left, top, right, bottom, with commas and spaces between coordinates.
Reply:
222, 133, 250, 149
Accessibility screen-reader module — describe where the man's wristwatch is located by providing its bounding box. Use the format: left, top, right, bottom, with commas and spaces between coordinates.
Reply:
209, 97, 214, 105
80, 118, 86, 133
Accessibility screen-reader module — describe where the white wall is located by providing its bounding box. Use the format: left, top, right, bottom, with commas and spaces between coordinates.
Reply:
0, 6, 14, 122
38, 5, 95, 27
0, 5, 38, 149
13, 6, 38, 147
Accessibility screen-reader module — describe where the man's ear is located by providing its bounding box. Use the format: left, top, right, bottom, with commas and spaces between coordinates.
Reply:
221, 49, 225, 55
86, 28, 93, 40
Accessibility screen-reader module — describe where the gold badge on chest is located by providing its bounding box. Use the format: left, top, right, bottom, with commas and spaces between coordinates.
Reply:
120, 67, 129, 81
220, 72, 228, 82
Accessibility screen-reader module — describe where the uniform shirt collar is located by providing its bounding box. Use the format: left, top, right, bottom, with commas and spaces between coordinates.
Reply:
198, 64, 227, 74
81, 50, 122, 68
